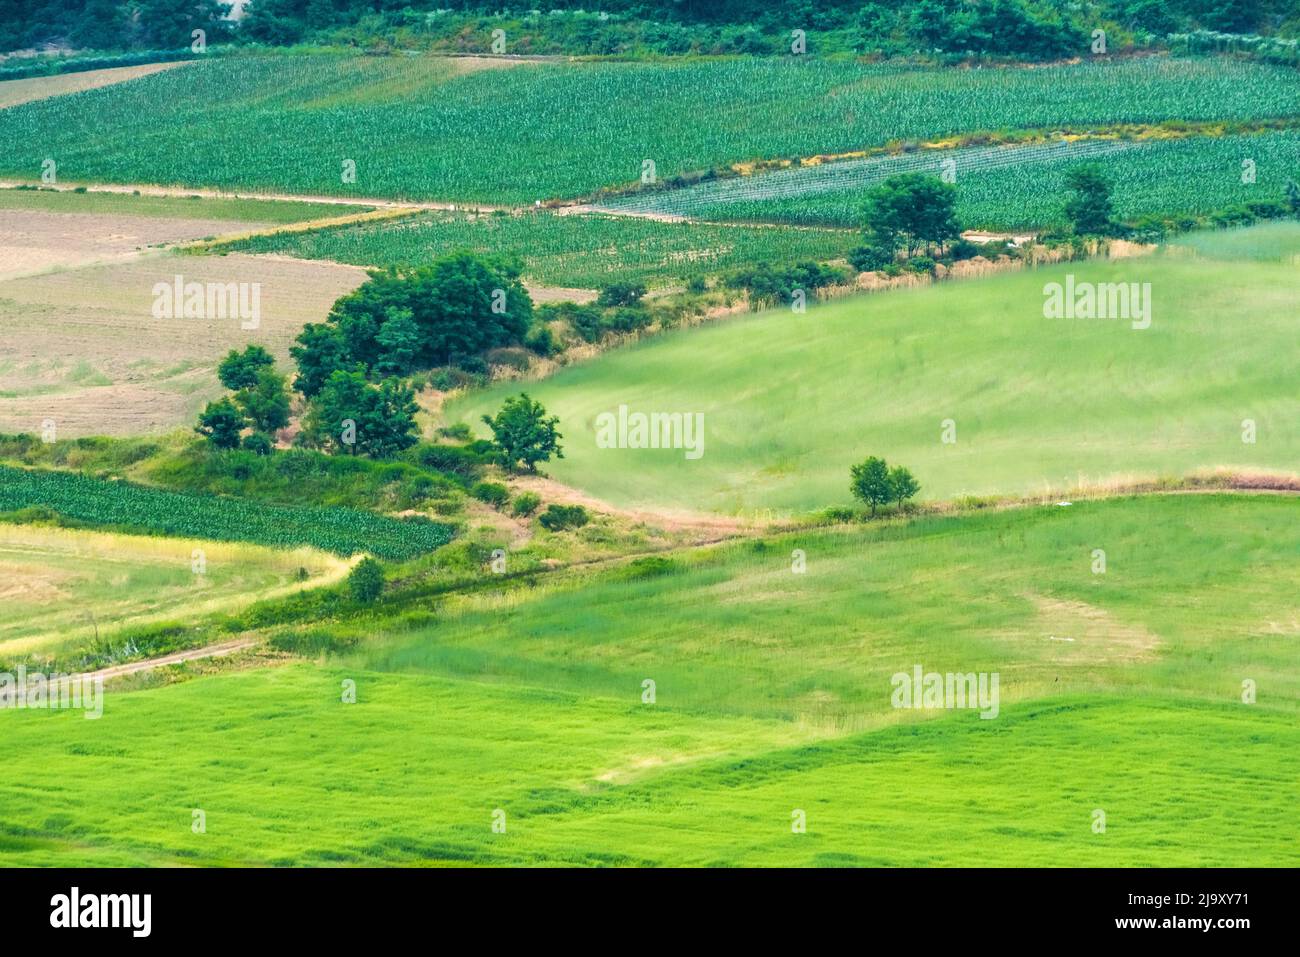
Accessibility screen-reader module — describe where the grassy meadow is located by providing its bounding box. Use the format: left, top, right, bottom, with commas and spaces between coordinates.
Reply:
2, 495, 1295, 866
448, 252, 1300, 514
0, 523, 345, 661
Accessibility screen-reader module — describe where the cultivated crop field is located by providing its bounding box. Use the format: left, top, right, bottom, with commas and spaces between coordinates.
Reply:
600, 131, 1300, 230
1, 55, 1296, 203
448, 248, 1300, 513
219, 209, 856, 289
0, 465, 453, 559
2, 18, 1298, 889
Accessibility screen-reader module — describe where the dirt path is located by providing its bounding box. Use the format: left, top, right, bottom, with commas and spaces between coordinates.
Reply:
0, 638, 259, 703
0, 180, 508, 214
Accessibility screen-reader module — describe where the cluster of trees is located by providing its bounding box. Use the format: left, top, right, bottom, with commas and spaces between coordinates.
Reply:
850, 456, 921, 516
195, 345, 289, 453
291, 252, 532, 396
0, 1, 233, 53
6, 1, 1295, 59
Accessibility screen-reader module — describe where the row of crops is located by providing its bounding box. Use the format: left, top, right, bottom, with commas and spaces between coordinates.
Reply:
601, 131, 1300, 230
216, 209, 856, 287
1, 53, 1297, 203
0, 465, 453, 559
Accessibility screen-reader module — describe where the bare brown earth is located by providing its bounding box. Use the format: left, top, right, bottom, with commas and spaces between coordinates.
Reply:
0, 208, 274, 279
0, 61, 188, 110
0, 253, 367, 437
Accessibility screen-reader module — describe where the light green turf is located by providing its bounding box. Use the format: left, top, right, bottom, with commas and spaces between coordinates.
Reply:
354, 495, 1300, 720
447, 255, 1300, 514
3, 673, 1292, 866
0, 524, 345, 660
1166, 219, 1300, 263
0, 186, 370, 223
2, 496, 1295, 866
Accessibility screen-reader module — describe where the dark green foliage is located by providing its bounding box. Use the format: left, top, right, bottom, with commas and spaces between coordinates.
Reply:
217, 345, 275, 392
0, 464, 453, 559
470, 481, 510, 509
862, 173, 961, 256
195, 397, 245, 450
289, 323, 350, 398
510, 491, 542, 517
347, 557, 385, 603
1064, 164, 1116, 236
848, 240, 895, 272
242, 432, 274, 456
481, 393, 563, 473
595, 282, 647, 308
235, 367, 291, 434
727, 261, 847, 305
302, 371, 420, 459
850, 456, 921, 515
537, 504, 589, 532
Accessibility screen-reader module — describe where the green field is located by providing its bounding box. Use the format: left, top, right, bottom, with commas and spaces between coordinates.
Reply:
603, 131, 1300, 230
3, 495, 1294, 866
447, 247, 1300, 514
0, 465, 453, 559
1, 54, 1296, 203
217, 209, 855, 288
0, 523, 345, 660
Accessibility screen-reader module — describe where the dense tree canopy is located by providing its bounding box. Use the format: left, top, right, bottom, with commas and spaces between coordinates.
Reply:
292, 252, 532, 396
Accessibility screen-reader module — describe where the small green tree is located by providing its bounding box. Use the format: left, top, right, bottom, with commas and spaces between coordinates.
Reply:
289, 323, 350, 398
235, 366, 290, 434
481, 393, 564, 473
1286, 179, 1300, 219
348, 557, 384, 603
1064, 165, 1115, 236
849, 456, 893, 516
862, 173, 961, 257
217, 345, 275, 391
888, 465, 921, 510
302, 370, 420, 458
195, 397, 246, 450
373, 307, 420, 377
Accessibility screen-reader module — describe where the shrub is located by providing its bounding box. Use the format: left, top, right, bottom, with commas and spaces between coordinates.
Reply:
595, 281, 647, 308
347, 557, 384, 603
415, 443, 486, 480
471, 481, 510, 509
242, 432, 274, 456
905, 255, 936, 275
602, 305, 653, 334
511, 491, 542, 517
848, 242, 894, 272
537, 504, 589, 531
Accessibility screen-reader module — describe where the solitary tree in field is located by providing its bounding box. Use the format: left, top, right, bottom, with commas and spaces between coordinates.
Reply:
851, 456, 921, 515
482, 393, 563, 473
348, 557, 384, 603
861, 173, 961, 258
1064, 164, 1115, 236
850, 456, 893, 516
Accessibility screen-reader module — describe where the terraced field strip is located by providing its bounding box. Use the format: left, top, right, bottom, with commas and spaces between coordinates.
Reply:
594, 139, 1141, 218
0, 465, 453, 559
